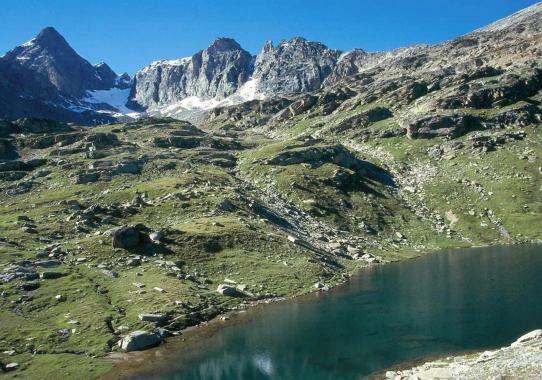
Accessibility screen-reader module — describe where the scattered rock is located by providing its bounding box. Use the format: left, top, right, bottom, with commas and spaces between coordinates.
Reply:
118, 330, 161, 352
216, 284, 246, 297
112, 224, 147, 249
149, 231, 164, 242
4, 362, 20, 372
39, 271, 64, 280
101, 269, 119, 278
138, 313, 167, 323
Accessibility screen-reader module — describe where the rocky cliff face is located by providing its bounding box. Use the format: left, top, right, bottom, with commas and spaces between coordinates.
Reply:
128, 36, 369, 116
129, 38, 253, 110
252, 37, 342, 95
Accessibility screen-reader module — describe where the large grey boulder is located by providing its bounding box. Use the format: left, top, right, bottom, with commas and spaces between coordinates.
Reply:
118, 330, 161, 352
112, 224, 147, 249
216, 284, 251, 297
511, 329, 542, 347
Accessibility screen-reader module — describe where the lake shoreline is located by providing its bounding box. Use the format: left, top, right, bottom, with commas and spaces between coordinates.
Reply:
101, 242, 542, 380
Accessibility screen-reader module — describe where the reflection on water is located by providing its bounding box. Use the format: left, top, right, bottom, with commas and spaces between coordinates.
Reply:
127, 245, 542, 380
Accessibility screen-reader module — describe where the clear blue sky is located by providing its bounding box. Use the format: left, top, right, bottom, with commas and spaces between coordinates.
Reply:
1, 0, 540, 75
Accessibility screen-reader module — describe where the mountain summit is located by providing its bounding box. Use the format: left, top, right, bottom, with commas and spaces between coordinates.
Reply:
0, 27, 131, 123
129, 37, 253, 112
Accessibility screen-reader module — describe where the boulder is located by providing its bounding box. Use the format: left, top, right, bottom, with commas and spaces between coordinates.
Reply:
39, 271, 64, 280
70, 172, 100, 184
118, 330, 161, 352
3, 362, 20, 372
149, 231, 164, 242
20, 282, 40, 291
217, 284, 245, 297
101, 269, 119, 278
138, 313, 167, 323
0, 171, 27, 181
35, 260, 61, 268
112, 224, 146, 249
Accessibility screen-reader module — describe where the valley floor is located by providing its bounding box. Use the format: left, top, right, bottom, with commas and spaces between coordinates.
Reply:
0, 113, 540, 379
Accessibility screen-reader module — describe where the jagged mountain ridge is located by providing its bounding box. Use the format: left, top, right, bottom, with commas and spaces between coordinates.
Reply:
130, 36, 376, 118
0, 2, 541, 123
128, 37, 254, 112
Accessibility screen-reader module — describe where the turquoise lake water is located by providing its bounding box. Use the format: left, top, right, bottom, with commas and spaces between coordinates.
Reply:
125, 244, 542, 380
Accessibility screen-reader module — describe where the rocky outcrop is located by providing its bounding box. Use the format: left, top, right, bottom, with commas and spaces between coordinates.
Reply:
402, 114, 480, 139
112, 224, 149, 249
333, 107, 392, 132
438, 69, 542, 109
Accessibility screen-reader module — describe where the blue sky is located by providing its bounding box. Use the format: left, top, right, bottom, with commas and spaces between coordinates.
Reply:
1, 0, 539, 75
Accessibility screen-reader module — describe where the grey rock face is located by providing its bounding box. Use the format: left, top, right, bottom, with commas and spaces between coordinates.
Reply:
253, 37, 342, 95
326, 49, 369, 83
129, 37, 364, 113
129, 38, 253, 109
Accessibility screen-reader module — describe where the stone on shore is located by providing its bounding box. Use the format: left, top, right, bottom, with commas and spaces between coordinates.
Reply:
118, 330, 161, 352
217, 284, 245, 297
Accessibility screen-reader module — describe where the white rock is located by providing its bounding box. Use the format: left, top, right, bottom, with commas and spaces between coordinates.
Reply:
5, 362, 20, 371
118, 330, 161, 351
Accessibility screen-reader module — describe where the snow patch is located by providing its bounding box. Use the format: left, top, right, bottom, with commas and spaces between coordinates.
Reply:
145, 77, 265, 119
83, 87, 138, 116
21, 39, 36, 48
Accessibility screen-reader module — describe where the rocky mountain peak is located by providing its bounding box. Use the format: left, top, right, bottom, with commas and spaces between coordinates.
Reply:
0, 27, 129, 123
262, 40, 274, 53
206, 37, 243, 52
130, 37, 253, 111
94, 62, 117, 83
253, 37, 342, 95
34, 26, 68, 47
288, 36, 308, 44
1, 27, 122, 99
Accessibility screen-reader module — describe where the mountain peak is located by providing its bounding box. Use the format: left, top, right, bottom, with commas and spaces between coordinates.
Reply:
207, 37, 243, 52
34, 26, 68, 46
289, 37, 308, 44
